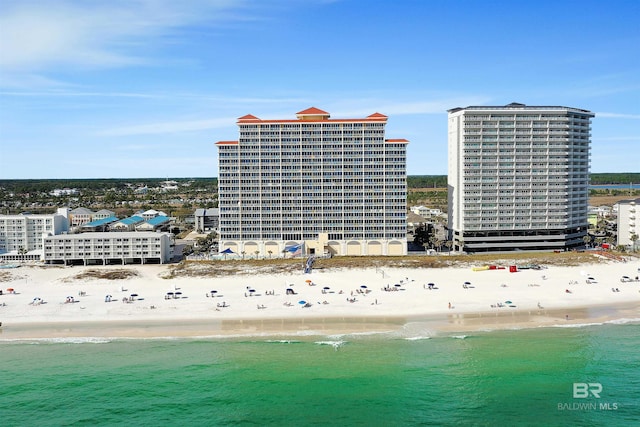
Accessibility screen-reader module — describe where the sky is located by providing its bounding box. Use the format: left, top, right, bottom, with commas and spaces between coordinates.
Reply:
0, 0, 639, 179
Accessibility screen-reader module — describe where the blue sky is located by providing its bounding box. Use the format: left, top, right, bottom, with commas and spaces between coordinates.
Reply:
0, 0, 638, 179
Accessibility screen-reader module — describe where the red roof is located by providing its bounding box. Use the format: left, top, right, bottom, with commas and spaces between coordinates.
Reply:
237, 114, 260, 122
385, 138, 409, 144
296, 107, 330, 116
215, 140, 238, 145
367, 112, 388, 119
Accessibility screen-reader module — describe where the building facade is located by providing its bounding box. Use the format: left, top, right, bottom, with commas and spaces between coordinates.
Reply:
69, 207, 94, 227
194, 208, 219, 233
0, 209, 69, 261
43, 231, 173, 265
617, 198, 639, 249
216, 107, 408, 256
447, 103, 593, 252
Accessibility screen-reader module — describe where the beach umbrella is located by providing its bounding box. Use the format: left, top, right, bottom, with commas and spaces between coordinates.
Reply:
298, 300, 306, 305
7, 288, 14, 292
249, 289, 256, 293
221, 248, 234, 254
323, 286, 330, 290
131, 293, 139, 297
305, 279, 312, 283
211, 290, 217, 294
394, 284, 401, 287
175, 291, 182, 296
360, 285, 367, 289
505, 300, 513, 304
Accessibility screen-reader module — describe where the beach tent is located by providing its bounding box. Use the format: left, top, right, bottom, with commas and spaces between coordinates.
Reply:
221, 248, 235, 254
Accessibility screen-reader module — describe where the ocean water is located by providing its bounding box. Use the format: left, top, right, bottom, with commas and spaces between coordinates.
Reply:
1, 323, 638, 427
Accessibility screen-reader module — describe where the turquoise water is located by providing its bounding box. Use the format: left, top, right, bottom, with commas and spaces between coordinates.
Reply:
1, 324, 638, 426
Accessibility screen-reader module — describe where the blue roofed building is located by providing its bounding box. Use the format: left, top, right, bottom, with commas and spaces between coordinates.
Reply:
136, 215, 171, 232
81, 216, 119, 232
111, 216, 144, 232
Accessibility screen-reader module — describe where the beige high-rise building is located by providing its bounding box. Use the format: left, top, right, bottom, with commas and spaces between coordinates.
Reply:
447, 103, 594, 253
216, 107, 408, 257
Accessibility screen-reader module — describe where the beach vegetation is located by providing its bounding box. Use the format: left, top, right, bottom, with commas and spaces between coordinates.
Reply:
162, 251, 615, 279
62, 268, 140, 282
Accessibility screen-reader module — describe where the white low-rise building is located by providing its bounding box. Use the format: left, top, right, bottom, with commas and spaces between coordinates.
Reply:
410, 206, 443, 218
43, 231, 173, 265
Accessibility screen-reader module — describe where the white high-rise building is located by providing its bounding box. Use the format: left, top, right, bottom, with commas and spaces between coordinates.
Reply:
216, 107, 408, 257
447, 103, 594, 253
616, 198, 639, 250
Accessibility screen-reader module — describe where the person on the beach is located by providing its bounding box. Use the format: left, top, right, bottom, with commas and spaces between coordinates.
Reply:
448, 302, 452, 309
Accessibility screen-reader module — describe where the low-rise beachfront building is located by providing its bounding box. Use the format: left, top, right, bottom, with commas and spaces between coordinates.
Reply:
216, 107, 409, 257
617, 198, 639, 249
69, 207, 94, 227
43, 231, 174, 265
80, 216, 120, 232
136, 209, 168, 221
135, 215, 171, 232
111, 216, 144, 232
0, 209, 69, 262
93, 209, 116, 220
410, 206, 443, 218
194, 208, 219, 233
448, 103, 593, 253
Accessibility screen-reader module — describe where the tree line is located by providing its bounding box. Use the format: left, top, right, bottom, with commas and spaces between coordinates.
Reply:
1, 173, 638, 194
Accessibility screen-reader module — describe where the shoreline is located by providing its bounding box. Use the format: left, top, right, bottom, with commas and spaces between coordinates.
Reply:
2, 301, 638, 341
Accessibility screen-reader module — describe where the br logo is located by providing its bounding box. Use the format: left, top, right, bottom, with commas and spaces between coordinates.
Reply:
573, 383, 602, 398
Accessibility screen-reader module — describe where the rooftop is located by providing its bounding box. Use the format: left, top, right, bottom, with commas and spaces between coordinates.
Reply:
448, 102, 594, 115
81, 216, 119, 227
236, 108, 389, 124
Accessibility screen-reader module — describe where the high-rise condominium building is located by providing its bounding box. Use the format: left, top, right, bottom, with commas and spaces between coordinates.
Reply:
447, 103, 594, 253
616, 198, 639, 249
216, 107, 408, 257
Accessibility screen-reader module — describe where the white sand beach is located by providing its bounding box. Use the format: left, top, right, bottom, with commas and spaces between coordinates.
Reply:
1, 257, 639, 339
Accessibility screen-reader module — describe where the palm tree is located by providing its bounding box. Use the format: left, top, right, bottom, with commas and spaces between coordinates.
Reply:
18, 247, 27, 263
268, 250, 273, 259
583, 235, 592, 248
631, 233, 639, 252
254, 250, 260, 259
444, 240, 453, 253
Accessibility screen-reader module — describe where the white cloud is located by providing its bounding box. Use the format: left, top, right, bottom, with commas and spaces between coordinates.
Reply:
96, 116, 236, 136
0, 0, 247, 81
595, 112, 640, 119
